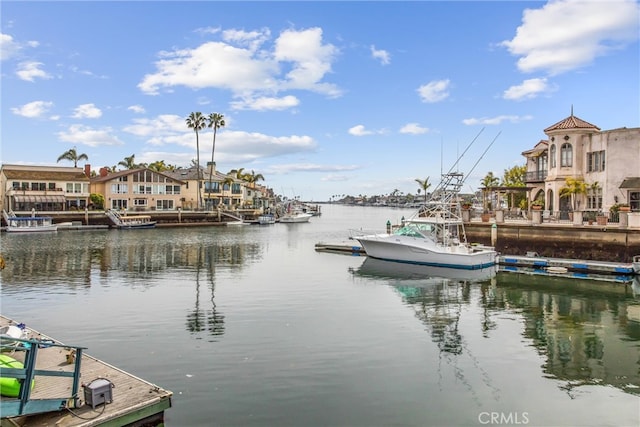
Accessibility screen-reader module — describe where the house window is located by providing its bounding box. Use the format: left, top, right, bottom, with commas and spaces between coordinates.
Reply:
232, 183, 242, 194
587, 151, 605, 172
631, 192, 640, 211
560, 143, 572, 167
550, 145, 556, 168
133, 198, 147, 207
111, 184, 128, 194
587, 187, 602, 210
156, 199, 174, 210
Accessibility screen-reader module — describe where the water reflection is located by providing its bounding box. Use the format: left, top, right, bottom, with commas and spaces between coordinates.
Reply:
0, 229, 265, 340
350, 258, 640, 397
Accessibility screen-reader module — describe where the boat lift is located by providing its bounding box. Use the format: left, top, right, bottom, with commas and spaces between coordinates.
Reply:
0, 335, 86, 418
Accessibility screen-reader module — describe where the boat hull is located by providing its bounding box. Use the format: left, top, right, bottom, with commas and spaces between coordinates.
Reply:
117, 222, 157, 229
356, 234, 496, 270
279, 213, 312, 223
6, 225, 58, 233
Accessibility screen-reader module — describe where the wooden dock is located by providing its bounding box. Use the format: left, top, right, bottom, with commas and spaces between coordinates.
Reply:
0, 316, 172, 427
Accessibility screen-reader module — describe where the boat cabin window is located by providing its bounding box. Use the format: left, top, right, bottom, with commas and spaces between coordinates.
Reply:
393, 223, 433, 238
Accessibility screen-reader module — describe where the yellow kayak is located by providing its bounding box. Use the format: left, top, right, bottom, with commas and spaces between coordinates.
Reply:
0, 354, 35, 397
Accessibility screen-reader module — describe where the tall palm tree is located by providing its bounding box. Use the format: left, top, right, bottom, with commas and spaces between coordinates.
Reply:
415, 177, 431, 203
206, 113, 225, 209
186, 112, 206, 209
57, 147, 88, 167
118, 154, 138, 170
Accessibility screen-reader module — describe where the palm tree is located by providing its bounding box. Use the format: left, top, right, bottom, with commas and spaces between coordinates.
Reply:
57, 147, 88, 167
206, 113, 226, 208
118, 154, 138, 170
559, 177, 587, 211
481, 172, 500, 211
415, 177, 431, 203
245, 170, 265, 188
186, 112, 206, 209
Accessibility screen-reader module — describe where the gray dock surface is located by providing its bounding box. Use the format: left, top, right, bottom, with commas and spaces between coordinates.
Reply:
0, 316, 172, 427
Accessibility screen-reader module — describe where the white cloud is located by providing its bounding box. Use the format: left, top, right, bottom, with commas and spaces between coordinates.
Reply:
370, 45, 390, 65
501, 0, 640, 75
1, 33, 20, 61
16, 61, 52, 81
230, 95, 300, 111
11, 100, 53, 118
417, 79, 451, 103
400, 123, 429, 135
348, 125, 374, 136
462, 115, 533, 126
267, 163, 358, 175
123, 114, 316, 163
72, 103, 102, 119
57, 124, 124, 147
138, 26, 341, 109
128, 105, 146, 114
503, 78, 556, 100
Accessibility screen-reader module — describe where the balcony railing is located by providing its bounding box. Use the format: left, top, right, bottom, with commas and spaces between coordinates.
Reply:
525, 170, 547, 182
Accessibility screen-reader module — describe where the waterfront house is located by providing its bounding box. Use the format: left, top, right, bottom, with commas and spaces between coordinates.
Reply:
90, 167, 186, 211
164, 162, 247, 210
0, 164, 90, 212
522, 112, 640, 215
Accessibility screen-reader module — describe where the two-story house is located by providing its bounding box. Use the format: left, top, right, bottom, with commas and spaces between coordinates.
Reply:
91, 167, 186, 211
523, 112, 640, 214
0, 164, 91, 212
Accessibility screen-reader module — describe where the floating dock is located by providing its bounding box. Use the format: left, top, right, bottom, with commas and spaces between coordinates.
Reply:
497, 254, 638, 276
0, 316, 172, 427
316, 241, 639, 276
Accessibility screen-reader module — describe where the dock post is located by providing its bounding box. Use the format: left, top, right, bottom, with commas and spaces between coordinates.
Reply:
491, 223, 497, 246
386, 220, 391, 234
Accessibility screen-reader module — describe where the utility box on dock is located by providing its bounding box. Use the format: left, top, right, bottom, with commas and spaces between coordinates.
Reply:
83, 378, 114, 409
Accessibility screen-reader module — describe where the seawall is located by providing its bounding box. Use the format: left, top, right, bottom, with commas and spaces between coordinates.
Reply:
465, 222, 640, 263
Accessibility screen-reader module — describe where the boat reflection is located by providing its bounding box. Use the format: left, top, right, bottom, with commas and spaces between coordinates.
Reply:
351, 257, 496, 284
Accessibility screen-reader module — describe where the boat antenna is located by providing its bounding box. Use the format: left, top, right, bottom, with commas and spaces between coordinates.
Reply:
440, 136, 443, 178
464, 131, 501, 181
445, 128, 485, 175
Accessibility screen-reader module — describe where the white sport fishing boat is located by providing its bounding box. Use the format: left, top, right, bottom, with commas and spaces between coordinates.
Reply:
351, 171, 497, 270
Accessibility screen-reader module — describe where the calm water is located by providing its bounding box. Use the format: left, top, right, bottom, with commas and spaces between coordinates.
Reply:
1, 204, 639, 427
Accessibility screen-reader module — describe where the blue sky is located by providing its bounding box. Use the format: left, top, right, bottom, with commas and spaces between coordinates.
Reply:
2, 0, 639, 201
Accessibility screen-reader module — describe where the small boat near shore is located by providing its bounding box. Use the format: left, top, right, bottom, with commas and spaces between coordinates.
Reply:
2, 210, 58, 233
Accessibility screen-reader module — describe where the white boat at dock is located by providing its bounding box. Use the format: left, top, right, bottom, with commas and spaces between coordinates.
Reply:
106, 209, 156, 229
2, 210, 58, 233
351, 171, 497, 270
279, 202, 312, 223
258, 213, 276, 225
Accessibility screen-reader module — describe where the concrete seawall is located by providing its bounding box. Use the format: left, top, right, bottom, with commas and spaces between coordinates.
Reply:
465, 222, 640, 263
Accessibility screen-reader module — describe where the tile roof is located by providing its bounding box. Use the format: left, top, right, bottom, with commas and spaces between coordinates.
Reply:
544, 114, 600, 133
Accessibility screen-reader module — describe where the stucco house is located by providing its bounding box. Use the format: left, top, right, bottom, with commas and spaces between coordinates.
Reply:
90, 166, 186, 211
523, 112, 640, 214
0, 164, 91, 212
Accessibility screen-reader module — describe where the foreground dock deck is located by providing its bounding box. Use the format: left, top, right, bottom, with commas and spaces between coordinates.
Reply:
0, 316, 172, 427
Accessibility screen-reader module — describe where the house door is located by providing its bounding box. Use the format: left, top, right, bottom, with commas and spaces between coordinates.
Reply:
559, 195, 571, 220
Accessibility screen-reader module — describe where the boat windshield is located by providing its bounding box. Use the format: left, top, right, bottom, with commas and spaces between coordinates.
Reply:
393, 223, 433, 237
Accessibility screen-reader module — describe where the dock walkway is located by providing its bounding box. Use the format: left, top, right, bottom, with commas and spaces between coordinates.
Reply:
0, 316, 172, 427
